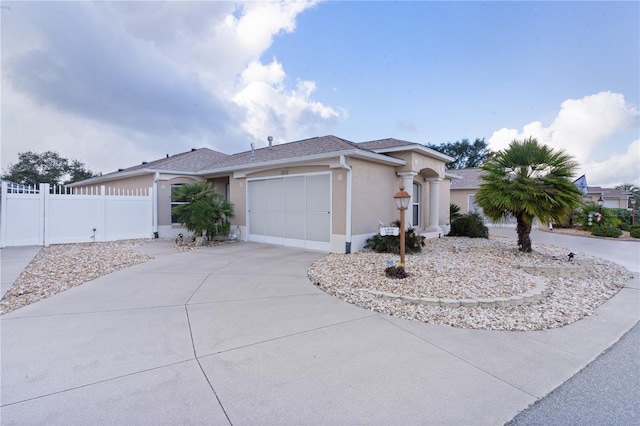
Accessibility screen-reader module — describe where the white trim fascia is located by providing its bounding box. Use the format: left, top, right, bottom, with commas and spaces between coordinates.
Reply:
202, 149, 406, 178
370, 145, 454, 163
445, 172, 463, 180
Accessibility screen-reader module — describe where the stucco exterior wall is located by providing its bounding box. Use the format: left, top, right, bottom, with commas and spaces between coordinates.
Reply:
350, 158, 398, 235
451, 189, 477, 213
392, 152, 446, 178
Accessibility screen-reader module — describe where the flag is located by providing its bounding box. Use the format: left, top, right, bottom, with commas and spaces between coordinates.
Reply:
573, 175, 588, 195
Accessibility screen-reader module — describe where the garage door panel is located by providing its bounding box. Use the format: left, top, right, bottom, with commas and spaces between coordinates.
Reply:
249, 210, 266, 235
284, 177, 305, 210
248, 180, 265, 210
265, 179, 283, 210
266, 211, 284, 237
306, 175, 330, 212
306, 212, 330, 242
284, 211, 305, 239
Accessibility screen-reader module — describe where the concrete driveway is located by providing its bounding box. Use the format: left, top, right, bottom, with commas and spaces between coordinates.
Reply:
1, 232, 638, 425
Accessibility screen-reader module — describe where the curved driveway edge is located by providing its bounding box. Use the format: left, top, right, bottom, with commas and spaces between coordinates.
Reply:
1, 232, 638, 424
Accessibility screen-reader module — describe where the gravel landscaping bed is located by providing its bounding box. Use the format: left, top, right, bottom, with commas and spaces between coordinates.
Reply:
308, 237, 633, 331
1, 240, 151, 315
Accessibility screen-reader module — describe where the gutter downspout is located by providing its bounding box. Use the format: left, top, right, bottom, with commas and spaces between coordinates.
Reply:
340, 155, 352, 254
153, 172, 159, 238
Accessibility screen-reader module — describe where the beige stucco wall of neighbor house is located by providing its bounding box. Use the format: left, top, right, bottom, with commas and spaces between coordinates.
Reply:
451, 189, 478, 213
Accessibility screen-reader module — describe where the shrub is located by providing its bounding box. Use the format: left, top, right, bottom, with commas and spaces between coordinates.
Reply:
575, 205, 620, 230
450, 203, 462, 221
385, 265, 409, 279
364, 221, 425, 254
630, 228, 640, 239
448, 212, 488, 238
591, 225, 622, 238
611, 208, 632, 226
171, 182, 234, 240
619, 223, 631, 231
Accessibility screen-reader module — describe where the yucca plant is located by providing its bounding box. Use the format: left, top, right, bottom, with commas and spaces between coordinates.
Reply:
475, 137, 583, 252
171, 182, 234, 240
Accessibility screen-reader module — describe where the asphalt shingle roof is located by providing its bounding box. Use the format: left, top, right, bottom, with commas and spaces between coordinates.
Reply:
202, 135, 367, 170
103, 148, 230, 177
357, 138, 418, 150
449, 168, 484, 189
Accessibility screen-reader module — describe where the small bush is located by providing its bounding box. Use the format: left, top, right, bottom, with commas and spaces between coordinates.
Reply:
575, 205, 620, 229
619, 223, 631, 231
364, 221, 425, 254
448, 212, 489, 238
450, 203, 462, 221
630, 228, 640, 239
591, 225, 622, 238
385, 265, 409, 279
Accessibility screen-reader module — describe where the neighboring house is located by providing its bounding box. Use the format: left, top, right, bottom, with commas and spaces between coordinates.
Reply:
584, 186, 633, 209
449, 167, 633, 212
449, 168, 484, 214
70, 135, 456, 253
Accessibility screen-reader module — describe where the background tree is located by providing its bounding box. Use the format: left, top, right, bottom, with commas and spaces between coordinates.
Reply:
171, 182, 234, 240
1, 151, 96, 186
475, 137, 583, 252
426, 138, 493, 169
615, 183, 640, 208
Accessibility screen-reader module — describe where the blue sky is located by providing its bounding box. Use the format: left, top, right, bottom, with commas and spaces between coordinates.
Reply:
2, 1, 638, 186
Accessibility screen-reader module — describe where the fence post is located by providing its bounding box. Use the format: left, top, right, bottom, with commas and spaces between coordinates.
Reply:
41, 183, 50, 247
0, 181, 8, 248
98, 185, 106, 242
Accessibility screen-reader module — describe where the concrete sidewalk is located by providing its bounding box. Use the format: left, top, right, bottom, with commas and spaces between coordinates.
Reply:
0, 232, 638, 424
1, 246, 41, 298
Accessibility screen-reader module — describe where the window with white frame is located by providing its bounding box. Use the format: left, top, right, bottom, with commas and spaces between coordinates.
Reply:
468, 194, 482, 214
171, 184, 188, 225
412, 183, 420, 227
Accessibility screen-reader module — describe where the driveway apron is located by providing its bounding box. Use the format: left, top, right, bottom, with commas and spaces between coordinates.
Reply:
1, 233, 638, 425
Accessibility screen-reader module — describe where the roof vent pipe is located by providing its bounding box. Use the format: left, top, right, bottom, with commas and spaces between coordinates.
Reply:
268, 136, 273, 151
250, 143, 256, 161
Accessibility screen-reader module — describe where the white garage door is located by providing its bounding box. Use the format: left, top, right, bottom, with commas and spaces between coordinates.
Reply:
247, 174, 331, 251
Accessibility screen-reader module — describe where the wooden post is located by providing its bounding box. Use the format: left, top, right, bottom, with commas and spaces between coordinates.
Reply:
399, 207, 406, 267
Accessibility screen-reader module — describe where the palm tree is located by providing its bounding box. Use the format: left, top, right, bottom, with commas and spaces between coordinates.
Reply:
171, 182, 234, 240
616, 183, 640, 208
475, 137, 583, 252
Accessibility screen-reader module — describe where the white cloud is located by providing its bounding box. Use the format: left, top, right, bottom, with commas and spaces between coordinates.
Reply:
1, 0, 338, 174
489, 92, 640, 186
232, 59, 342, 143
583, 140, 640, 187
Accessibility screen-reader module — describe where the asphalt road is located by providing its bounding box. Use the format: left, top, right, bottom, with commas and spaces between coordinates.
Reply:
508, 320, 640, 425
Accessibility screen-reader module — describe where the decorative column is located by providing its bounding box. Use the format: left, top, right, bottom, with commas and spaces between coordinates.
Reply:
427, 178, 442, 231
397, 172, 417, 228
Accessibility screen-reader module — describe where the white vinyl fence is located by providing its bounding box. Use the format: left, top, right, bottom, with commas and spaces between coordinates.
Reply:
0, 182, 153, 247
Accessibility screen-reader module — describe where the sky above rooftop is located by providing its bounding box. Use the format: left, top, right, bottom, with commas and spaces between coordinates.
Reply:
2, 1, 638, 186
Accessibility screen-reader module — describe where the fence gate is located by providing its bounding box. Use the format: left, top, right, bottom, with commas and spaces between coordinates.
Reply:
0, 182, 153, 247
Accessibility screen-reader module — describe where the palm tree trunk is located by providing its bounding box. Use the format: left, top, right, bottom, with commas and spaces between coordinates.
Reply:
515, 214, 532, 253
